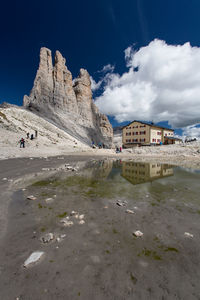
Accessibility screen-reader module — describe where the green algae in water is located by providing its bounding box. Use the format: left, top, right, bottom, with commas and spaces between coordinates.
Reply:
38, 203, 43, 209
130, 273, 137, 284
164, 247, 179, 253
40, 227, 46, 232
32, 180, 51, 187
57, 212, 68, 218
138, 248, 162, 261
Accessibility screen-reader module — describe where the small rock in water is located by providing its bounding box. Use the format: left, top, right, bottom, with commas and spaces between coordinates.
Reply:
60, 219, 73, 227
70, 211, 78, 216
67, 166, 73, 170
79, 220, 85, 225
27, 195, 37, 200
74, 214, 79, 219
184, 232, 194, 238
116, 201, 125, 207
60, 234, 66, 239
22, 188, 26, 191
2, 178, 7, 181
79, 214, 85, 220
133, 230, 143, 237
126, 209, 134, 214
29, 158, 33, 160
24, 251, 44, 267
45, 197, 54, 203
40, 233, 54, 243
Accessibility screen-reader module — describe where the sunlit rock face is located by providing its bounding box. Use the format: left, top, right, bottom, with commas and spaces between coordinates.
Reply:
23, 47, 113, 147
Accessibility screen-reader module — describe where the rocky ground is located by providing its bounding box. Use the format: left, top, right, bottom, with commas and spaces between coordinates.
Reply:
1, 105, 200, 170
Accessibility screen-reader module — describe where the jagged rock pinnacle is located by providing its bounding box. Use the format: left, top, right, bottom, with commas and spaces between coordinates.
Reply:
23, 47, 113, 146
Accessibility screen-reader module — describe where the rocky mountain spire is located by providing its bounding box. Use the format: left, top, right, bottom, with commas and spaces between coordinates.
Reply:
23, 47, 113, 146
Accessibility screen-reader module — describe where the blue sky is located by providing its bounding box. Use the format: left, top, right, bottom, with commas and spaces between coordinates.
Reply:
1, 0, 200, 137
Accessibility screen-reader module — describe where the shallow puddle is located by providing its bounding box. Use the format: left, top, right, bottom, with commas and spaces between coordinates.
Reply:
1, 160, 200, 299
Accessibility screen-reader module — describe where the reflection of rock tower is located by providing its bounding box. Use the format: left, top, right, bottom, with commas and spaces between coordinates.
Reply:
122, 162, 173, 185
23, 47, 113, 147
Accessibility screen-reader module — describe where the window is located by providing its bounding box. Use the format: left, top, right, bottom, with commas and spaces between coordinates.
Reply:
157, 131, 161, 135
157, 139, 161, 142
140, 125, 146, 128
140, 131, 146, 135
165, 133, 167, 136
140, 138, 146, 142
152, 138, 156, 142
136, 132, 138, 135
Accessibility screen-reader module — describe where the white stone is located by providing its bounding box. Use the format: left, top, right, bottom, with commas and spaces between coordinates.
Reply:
40, 233, 54, 243
27, 195, 37, 200
45, 197, 54, 203
126, 209, 134, 214
184, 232, 194, 238
79, 220, 85, 225
70, 210, 77, 216
60, 219, 73, 227
2, 178, 7, 181
24, 251, 44, 267
133, 230, 143, 237
79, 214, 85, 220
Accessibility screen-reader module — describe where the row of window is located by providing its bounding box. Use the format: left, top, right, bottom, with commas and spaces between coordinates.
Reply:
152, 139, 161, 142
126, 125, 146, 129
126, 131, 146, 136
126, 139, 146, 143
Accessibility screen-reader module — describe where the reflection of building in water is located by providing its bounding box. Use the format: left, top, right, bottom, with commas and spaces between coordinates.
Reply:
87, 160, 113, 180
122, 162, 173, 185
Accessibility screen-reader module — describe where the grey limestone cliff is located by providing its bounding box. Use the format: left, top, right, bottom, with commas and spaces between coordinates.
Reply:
23, 47, 113, 146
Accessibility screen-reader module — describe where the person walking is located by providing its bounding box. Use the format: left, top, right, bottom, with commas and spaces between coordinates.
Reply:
27, 132, 29, 139
20, 138, 25, 148
35, 130, 38, 138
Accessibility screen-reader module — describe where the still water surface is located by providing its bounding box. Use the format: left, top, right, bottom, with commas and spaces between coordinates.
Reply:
2, 160, 200, 299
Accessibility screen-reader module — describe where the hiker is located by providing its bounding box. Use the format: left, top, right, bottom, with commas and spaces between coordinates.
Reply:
35, 130, 38, 138
27, 132, 29, 139
20, 138, 25, 148
98, 142, 102, 149
30, 134, 34, 140
120, 146, 122, 152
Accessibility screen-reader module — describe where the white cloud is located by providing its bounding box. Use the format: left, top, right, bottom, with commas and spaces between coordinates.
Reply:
90, 76, 103, 91
182, 124, 200, 139
100, 64, 115, 73
95, 39, 200, 128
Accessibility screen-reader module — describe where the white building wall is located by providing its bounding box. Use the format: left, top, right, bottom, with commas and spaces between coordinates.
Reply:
163, 130, 174, 137
150, 129, 162, 144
